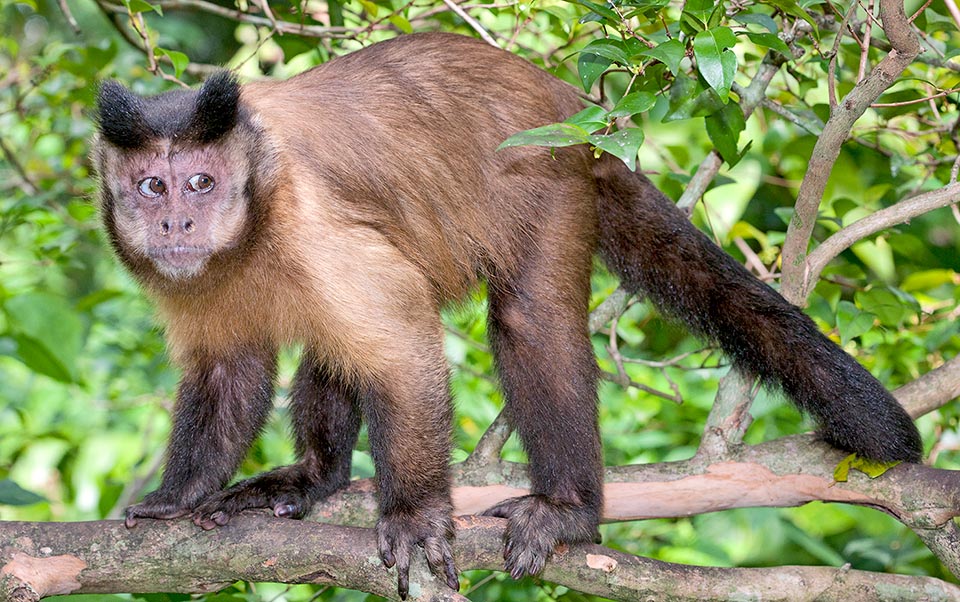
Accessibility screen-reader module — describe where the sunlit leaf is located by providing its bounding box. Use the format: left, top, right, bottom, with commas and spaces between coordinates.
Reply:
638, 39, 685, 75
589, 128, 645, 170
498, 123, 591, 150
609, 91, 656, 118
693, 26, 737, 100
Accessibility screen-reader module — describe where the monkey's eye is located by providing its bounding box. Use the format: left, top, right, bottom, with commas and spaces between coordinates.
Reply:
186, 173, 215, 193
138, 177, 166, 198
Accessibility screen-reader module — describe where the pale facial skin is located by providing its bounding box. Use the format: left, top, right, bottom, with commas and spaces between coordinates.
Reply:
101, 142, 249, 280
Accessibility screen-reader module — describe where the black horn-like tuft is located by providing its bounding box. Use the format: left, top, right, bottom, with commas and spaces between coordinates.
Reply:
97, 80, 155, 149
188, 71, 241, 143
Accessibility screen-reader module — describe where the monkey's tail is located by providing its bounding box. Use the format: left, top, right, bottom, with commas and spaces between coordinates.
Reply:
594, 156, 922, 463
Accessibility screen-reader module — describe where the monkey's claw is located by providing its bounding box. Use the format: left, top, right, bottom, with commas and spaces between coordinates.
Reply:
376, 507, 459, 599
482, 494, 601, 579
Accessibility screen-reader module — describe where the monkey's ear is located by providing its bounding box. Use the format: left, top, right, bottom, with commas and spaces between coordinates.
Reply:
188, 71, 241, 143
97, 80, 154, 149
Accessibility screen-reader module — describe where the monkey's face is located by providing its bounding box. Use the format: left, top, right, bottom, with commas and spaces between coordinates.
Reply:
98, 141, 251, 281
93, 72, 262, 283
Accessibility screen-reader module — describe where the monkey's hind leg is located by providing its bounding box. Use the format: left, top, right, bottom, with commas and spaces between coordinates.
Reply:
481, 236, 604, 579
192, 348, 361, 529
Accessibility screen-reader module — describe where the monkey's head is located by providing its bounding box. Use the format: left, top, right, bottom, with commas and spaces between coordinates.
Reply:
93, 72, 266, 285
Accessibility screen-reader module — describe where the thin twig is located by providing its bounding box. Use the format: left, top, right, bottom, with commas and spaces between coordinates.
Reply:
858, 0, 874, 82
872, 87, 960, 107
0, 137, 39, 195
57, 0, 82, 34
439, 0, 500, 47
804, 182, 960, 288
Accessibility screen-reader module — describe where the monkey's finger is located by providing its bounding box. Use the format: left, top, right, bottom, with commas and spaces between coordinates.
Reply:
377, 529, 396, 568
395, 544, 411, 601
124, 514, 138, 529
424, 537, 459, 592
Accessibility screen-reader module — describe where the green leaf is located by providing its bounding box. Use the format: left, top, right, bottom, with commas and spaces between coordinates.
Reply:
588, 128, 645, 171
664, 72, 725, 120
564, 106, 610, 132
638, 39, 686, 75
327, 0, 344, 26
693, 27, 737, 100
498, 123, 591, 150
764, 0, 818, 36
0, 479, 46, 506
357, 0, 379, 16
902, 269, 958, 292
609, 91, 656, 118
682, 0, 718, 27
835, 300, 876, 345
578, 51, 613, 92
5, 293, 83, 383
855, 288, 916, 327
567, 0, 621, 22
834, 454, 901, 482
704, 101, 746, 165
123, 0, 162, 15
734, 12, 778, 32
580, 39, 631, 65
155, 48, 189, 78
744, 31, 792, 57
388, 14, 413, 33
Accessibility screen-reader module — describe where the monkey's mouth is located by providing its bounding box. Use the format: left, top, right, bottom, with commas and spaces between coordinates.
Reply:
147, 245, 213, 279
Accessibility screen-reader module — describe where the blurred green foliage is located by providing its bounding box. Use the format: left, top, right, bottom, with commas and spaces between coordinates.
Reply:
1, 0, 960, 598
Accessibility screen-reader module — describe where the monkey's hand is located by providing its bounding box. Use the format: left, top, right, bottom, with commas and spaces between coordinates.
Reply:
376, 504, 459, 600
124, 490, 195, 528
191, 463, 344, 530
482, 494, 601, 579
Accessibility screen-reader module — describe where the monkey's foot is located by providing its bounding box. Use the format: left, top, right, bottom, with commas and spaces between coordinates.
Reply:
124, 491, 195, 528
192, 464, 342, 530
481, 494, 601, 579
377, 504, 459, 600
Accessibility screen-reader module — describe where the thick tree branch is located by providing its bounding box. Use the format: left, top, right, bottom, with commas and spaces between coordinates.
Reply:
895, 353, 960, 418
3, 513, 958, 601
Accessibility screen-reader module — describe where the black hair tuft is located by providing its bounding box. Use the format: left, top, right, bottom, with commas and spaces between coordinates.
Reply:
96, 80, 155, 149
187, 71, 241, 143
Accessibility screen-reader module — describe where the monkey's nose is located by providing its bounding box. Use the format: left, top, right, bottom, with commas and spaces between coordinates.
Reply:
159, 217, 196, 235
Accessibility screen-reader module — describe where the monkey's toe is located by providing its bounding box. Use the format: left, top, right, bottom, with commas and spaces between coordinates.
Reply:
124, 498, 193, 528
376, 505, 459, 599
191, 464, 337, 528
482, 494, 600, 579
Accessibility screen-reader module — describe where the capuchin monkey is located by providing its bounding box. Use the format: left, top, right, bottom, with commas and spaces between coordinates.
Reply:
93, 32, 922, 599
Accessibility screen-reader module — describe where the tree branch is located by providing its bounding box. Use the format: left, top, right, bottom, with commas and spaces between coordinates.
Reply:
803, 181, 960, 287
780, 0, 924, 304
895, 353, 960, 418
3, 512, 958, 601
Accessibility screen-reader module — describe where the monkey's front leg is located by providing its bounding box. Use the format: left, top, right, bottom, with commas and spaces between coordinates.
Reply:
192, 348, 361, 527
124, 347, 277, 527
363, 346, 460, 599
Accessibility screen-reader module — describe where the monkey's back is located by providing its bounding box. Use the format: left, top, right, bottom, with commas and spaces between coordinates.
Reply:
241, 33, 598, 303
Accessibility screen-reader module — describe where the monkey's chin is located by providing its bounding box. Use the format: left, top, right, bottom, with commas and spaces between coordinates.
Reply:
148, 246, 213, 281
